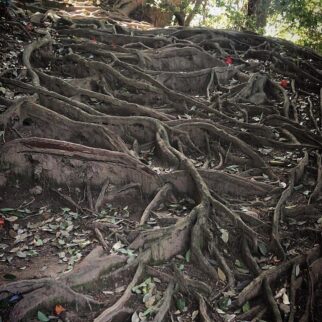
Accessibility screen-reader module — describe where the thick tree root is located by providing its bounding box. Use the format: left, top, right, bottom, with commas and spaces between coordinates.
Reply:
271, 152, 308, 259
236, 246, 320, 306
0, 8, 321, 322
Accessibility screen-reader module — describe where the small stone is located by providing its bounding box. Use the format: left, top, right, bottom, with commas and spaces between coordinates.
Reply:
29, 185, 43, 195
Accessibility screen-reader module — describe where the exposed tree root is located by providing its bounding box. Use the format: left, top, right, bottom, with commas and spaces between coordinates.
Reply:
271, 152, 308, 259
151, 281, 174, 322
236, 246, 320, 306
0, 278, 103, 321
94, 263, 144, 322
139, 183, 173, 225
0, 6, 321, 321
309, 153, 322, 204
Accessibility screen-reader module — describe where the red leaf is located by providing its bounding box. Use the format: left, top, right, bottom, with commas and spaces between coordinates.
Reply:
26, 23, 33, 31
91, 36, 97, 44
54, 304, 65, 315
280, 79, 288, 88
225, 56, 233, 65
0, 217, 5, 227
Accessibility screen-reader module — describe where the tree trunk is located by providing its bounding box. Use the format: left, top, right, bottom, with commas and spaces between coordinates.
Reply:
247, 0, 271, 30
185, 0, 203, 26
112, 0, 144, 16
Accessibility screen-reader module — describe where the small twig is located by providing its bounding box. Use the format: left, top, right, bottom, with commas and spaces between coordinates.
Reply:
205, 133, 211, 157
224, 142, 232, 165
308, 153, 322, 204
94, 226, 109, 252
197, 293, 213, 322
86, 181, 94, 211
263, 277, 283, 322
172, 264, 190, 295
237, 304, 266, 321
206, 67, 215, 100
139, 183, 172, 225
213, 150, 223, 170
209, 240, 235, 289
12, 128, 23, 138
320, 87, 322, 131
298, 267, 313, 322
152, 281, 175, 322
18, 197, 35, 209
288, 264, 297, 322
250, 307, 267, 322
95, 179, 109, 212
307, 97, 321, 134
94, 263, 145, 322
52, 188, 85, 214
271, 152, 308, 259
242, 238, 282, 322
236, 246, 320, 306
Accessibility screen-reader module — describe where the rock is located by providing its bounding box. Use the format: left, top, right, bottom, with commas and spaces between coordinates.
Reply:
29, 185, 43, 195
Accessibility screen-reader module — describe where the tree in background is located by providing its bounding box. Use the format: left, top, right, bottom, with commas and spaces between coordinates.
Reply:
199, 0, 321, 52
246, 0, 271, 31
103, 0, 321, 52
271, 0, 321, 52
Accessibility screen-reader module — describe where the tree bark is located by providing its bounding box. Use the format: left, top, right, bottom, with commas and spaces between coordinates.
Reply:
247, 0, 271, 30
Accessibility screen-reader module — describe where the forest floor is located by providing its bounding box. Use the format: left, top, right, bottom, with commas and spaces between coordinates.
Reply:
0, 1, 322, 322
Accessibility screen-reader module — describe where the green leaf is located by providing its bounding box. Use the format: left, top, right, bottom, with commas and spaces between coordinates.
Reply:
143, 306, 155, 316
235, 259, 244, 268
218, 296, 231, 310
0, 208, 15, 212
176, 298, 186, 311
35, 239, 44, 247
258, 242, 268, 256
16, 251, 27, 258
37, 311, 50, 322
185, 249, 191, 263
3, 273, 16, 280
58, 239, 65, 245
242, 301, 250, 313
131, 286, 142, 294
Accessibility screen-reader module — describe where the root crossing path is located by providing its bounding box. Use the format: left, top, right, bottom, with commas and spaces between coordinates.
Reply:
0, 2, 322, 322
